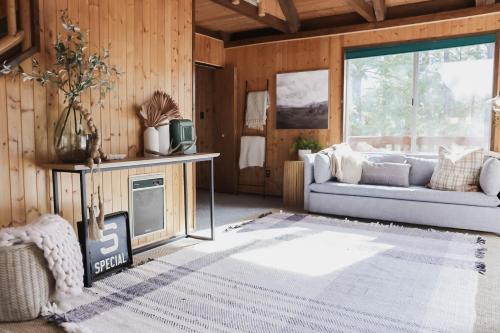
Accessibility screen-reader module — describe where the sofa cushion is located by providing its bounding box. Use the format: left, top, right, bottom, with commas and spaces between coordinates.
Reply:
429, 146, 484, 192
366, 153, 407, 164
360, 162, 410, 187
309, 182, 500, 207
314, 153, 333, 184
406, 156, 437, 186
480, 158, 500, 196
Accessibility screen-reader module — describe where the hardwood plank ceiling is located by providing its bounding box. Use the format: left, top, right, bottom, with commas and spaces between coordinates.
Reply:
195, 0, 498, 46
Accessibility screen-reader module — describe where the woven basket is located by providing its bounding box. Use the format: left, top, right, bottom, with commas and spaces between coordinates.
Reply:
0, 243, 54, 322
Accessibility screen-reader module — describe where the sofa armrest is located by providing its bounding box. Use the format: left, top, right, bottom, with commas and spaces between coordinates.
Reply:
304, 153, 315, 211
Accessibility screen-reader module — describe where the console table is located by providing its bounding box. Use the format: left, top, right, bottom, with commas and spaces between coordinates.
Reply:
44, 153, 220, 287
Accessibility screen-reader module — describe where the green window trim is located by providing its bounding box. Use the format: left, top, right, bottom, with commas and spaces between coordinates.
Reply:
345, 34, 496, 60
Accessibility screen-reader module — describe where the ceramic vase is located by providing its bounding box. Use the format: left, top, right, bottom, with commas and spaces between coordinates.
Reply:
298, 149, 312, 161
144, 127, 159, 157
157, 122, 170, 155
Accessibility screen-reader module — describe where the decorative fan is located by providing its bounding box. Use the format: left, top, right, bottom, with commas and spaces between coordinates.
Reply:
138, 90, 181, 127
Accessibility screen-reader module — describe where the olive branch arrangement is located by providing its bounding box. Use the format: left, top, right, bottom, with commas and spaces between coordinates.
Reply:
1, 10, 121, 240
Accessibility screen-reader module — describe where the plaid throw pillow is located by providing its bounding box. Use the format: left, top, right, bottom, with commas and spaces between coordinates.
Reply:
429, 146, 484, 192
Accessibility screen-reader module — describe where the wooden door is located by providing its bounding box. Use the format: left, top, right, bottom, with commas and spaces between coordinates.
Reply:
213, 65, 238, 193
195, 65, 215, 190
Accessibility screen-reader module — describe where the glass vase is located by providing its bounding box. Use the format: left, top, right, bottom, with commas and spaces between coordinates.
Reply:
54, 104, 94, 163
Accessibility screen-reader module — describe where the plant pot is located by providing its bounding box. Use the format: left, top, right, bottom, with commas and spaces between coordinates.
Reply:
144, 127, 159, 157
298, 149, 312, 161
157, 122, 170, 155
54, 104, 94, 163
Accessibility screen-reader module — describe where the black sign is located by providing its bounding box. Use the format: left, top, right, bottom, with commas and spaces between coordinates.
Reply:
80, 212, 133, 280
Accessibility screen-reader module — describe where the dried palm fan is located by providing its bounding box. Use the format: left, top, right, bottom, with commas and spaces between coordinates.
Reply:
138, 90, 181, 127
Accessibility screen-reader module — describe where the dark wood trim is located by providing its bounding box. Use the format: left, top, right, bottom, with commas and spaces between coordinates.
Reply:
345, 0, 376, 22
373, 0, 386, 21
195, 26, 224, 41
207, 0, 290, 33
277, 0, 300, 33
226, 3, 500, 48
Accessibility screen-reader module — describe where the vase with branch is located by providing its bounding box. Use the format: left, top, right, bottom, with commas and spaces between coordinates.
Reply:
138, 90, 181, 156
1, 10, 121, 240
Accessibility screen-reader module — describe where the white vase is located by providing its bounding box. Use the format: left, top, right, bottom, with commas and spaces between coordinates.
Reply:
144, 127, 159, 157
298, 149, 312, 161
157, 123, 170, 155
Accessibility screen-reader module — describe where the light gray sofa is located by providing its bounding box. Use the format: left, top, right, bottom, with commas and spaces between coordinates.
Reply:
304, 153, 500, 234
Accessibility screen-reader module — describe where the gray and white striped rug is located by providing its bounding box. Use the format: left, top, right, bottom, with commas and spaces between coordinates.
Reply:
49, 213, 487, 333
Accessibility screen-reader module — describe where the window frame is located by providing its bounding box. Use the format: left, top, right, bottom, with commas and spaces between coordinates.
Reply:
342, 32, 498, 155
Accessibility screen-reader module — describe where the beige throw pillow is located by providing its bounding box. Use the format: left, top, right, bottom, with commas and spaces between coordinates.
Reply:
429, 146, 484, 192
329, 143, 365, 184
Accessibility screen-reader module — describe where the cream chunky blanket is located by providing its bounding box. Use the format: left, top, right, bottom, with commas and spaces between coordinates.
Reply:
0, 214, 84, 300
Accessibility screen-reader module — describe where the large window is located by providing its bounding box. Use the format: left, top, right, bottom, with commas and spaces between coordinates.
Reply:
344, 35, 495, 153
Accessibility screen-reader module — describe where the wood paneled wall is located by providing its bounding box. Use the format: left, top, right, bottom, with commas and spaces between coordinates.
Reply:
225, 13, 500, 196
0, 0, 194, 248
194, 33, 225, 67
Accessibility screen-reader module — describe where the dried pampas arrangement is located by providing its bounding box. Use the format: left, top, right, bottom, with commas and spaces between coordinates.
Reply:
139, 91, 181, 127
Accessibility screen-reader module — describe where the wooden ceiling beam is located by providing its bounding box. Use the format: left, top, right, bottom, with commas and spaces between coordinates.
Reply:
344, 0, 376, 22
475, 0, 495, 6
373, 0, 386, 21
208, 0, 290, 33
278, 0, 301, 33
226, 3, 500, 47
195, 26, 225, 41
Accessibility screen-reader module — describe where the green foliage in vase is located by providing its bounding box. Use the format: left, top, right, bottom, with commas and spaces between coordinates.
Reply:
1, 9, 121, 109
291, 137, 322, 152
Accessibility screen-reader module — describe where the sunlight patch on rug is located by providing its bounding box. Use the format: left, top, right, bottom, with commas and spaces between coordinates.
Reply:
232, 231, 394, 276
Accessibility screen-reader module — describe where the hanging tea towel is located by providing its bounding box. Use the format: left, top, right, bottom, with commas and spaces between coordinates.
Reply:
239, 136, 266, 169
245, 91, 269, 131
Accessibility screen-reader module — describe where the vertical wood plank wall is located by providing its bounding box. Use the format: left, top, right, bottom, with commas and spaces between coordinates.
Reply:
225, 13, 500, 196
0, 0, 195, 249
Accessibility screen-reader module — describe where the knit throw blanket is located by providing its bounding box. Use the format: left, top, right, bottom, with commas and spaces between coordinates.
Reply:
0, 214, 84, 300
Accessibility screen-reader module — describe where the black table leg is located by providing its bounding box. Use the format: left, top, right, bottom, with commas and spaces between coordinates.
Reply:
186, 158, 215, 241
79, 171, 92, 287
210, 158, 215, 241
52, 170, 59, 214
183, 162, 188, 235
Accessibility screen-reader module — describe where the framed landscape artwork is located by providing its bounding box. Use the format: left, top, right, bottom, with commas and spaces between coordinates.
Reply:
276, 69, 329, 129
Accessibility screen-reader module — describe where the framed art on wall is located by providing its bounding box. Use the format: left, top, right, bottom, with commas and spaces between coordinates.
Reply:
276, 69, 329, 129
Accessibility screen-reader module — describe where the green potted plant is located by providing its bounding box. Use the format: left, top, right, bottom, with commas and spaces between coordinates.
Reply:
291, 137, 322, 160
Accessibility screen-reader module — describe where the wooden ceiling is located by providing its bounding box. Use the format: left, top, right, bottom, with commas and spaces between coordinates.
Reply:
195, 0, 500, 47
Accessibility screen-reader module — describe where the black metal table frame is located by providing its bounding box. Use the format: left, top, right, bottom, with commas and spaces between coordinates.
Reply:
51, 157, 216, 287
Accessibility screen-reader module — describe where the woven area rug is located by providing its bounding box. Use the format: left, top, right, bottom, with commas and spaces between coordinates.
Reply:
48, 213, 487, 333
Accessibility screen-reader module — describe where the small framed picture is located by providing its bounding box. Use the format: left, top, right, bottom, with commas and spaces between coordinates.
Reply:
79, 211, 133, 281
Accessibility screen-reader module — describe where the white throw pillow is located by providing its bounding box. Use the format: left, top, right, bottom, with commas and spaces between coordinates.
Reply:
480, 158, 500, 196
314, 153, 333, 183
